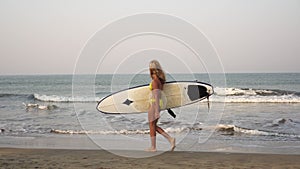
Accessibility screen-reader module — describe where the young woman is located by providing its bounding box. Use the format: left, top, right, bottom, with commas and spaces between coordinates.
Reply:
146, 60, 175, 152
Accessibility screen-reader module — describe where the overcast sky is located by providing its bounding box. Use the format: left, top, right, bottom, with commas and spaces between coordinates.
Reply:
0, 0, 299, 75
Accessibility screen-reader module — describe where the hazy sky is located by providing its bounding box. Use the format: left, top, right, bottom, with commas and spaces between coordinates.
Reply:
0, 0, 299, 75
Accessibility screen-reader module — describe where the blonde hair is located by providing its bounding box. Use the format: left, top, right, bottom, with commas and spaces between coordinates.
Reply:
149, 60, 166, 84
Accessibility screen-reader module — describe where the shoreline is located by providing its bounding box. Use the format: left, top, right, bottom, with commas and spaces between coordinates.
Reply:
1, 148, 300, 168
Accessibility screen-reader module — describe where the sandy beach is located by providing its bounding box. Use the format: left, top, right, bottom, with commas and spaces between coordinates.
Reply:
0, 148, 299, 169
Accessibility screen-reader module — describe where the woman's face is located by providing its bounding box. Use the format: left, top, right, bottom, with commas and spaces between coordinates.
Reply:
149, 68, 156, 79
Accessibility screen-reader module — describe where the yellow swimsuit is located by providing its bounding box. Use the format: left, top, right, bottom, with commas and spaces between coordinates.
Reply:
149, 82, 163, 109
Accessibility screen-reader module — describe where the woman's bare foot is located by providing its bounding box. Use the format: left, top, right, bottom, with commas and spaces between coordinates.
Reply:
145, 147, 157, 152
170, 137, 176, 151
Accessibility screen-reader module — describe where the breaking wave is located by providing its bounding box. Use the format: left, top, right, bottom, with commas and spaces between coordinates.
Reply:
215, 87, 300, 97
216, 124, 300, 139
212, 87, 300, 103
0, 93, 100, 103
33, 94, 100, 103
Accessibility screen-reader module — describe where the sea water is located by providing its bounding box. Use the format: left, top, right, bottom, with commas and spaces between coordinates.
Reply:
0, 73, 299, 154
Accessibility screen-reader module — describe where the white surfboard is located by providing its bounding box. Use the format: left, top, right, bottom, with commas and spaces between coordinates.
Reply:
96, 81, 213, 114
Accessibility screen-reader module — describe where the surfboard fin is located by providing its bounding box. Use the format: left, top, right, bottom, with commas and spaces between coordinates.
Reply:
207, 96, 210, 111
167, 108, 176, 118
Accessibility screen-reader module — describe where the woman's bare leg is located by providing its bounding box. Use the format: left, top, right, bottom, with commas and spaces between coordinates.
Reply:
156, 125, 176, 151
146, 107, 157, 152
148, 120, 157, 151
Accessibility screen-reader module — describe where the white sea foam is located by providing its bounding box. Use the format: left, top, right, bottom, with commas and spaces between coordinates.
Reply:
216, 124, 300, 139
214, 87, 257, 96
50, 127, 196, 135
34, 94, 100, 103
212, 87, 300, 103
211, 95, 300, 103
51, 124, 300, 139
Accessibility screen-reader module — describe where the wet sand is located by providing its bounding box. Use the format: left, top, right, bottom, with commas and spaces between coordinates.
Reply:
0, 148, 300, 169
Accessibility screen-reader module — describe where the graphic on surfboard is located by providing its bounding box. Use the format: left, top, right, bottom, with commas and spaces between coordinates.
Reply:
96, 81, 213, 114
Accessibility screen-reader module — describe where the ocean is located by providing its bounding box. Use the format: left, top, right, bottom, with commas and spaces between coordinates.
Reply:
0, 73, 299, 156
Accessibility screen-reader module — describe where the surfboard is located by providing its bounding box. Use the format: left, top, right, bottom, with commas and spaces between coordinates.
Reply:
96, 81, 213, 114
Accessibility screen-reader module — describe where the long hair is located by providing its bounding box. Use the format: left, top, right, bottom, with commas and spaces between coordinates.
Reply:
149, 60, 166, 84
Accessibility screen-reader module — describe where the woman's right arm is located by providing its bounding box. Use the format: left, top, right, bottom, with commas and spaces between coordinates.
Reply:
151, 80, 161, 113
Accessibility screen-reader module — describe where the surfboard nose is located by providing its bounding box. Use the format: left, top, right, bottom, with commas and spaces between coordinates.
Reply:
207, 85, 214, 95
187, 84, 213, 101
